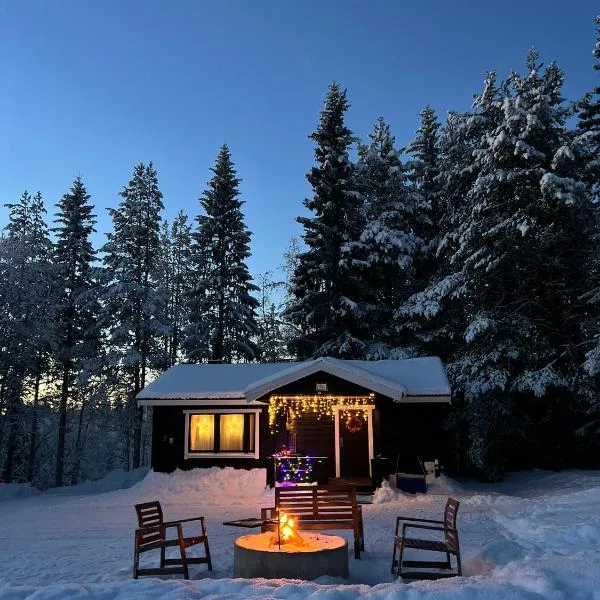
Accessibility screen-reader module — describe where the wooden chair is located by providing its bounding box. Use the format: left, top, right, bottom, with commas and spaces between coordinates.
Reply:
133, 501, 212, 579
391, 497, 461, 580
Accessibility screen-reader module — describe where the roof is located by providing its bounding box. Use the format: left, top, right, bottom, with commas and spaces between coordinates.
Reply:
137, 356, 451, 405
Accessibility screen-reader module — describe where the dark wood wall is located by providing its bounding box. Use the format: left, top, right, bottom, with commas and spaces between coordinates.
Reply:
149, 370, 453, 478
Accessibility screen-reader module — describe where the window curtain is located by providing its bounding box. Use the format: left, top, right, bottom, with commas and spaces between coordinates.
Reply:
190, 414, 214, 451
220, 414, 244, 451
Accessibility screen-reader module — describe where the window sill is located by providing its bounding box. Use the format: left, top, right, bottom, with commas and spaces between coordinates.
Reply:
185, 452, 259, 459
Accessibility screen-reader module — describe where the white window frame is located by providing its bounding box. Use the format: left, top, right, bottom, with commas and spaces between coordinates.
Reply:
184, 409, 261, 459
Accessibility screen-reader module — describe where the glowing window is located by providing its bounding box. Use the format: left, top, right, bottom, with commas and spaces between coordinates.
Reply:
220, 414, 244, 451
190, 414, 214, 451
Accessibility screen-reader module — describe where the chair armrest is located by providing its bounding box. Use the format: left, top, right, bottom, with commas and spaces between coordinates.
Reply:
164, 516, 207, 536
261, 507, 276, 519
135, 524, 163, 536
402, 523, 457, 535
163, 516, 205, 526
395, 515, 442, 536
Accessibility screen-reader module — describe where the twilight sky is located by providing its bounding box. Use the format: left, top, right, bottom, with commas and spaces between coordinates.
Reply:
1, 1, 598, 278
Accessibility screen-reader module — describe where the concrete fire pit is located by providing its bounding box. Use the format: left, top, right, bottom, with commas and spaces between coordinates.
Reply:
233, 532, 348, 579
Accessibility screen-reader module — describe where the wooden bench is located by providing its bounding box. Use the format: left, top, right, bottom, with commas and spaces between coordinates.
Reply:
391, 497, 461, 580
261, 485, 365, 559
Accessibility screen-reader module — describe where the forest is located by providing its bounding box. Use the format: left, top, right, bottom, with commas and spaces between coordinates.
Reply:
1, 17, 598, 487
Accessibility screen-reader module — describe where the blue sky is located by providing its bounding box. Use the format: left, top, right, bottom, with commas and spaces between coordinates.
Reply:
1, 1, 598, 279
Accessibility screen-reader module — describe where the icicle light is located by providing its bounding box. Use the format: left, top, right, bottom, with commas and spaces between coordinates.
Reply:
268, 394, 374, 431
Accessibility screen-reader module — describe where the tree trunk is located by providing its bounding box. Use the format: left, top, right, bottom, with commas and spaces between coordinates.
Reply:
55, 359, 70, 487
70, 394, 87, 485
27, 369, 42, 482
132, 351, 143, 469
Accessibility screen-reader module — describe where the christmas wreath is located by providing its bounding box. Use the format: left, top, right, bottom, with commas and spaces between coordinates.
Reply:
345, 415, 363, 433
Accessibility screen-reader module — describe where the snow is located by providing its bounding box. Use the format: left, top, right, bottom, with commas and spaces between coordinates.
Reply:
2, 468, 600, 600
137, 357, 451, 403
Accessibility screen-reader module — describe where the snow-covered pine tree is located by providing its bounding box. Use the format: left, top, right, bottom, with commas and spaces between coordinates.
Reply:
398, 73, 504, 361
183, 145, 260, 363
0, 191, 55, 482
99, 162, 168, 469
353, 117, 422, 358
576, 16, 600, 443
158, 212, 193, 366
405, 106, 440, 252
449, 52, 593, 478
53, 176, 99, 486
285, 82, 365, 359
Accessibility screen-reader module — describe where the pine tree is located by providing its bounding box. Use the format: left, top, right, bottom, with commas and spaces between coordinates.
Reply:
450, 52, 592, 477
577, 16, 600, 441
99, 162, 167, 469
398, 73, 504, 361
405, 106, 440, 248
183, 145, 260, 363
157, 213, 193, 366
353, 117, 422, 357
285, 82, 365, 359
0, 191, 55, 482
53, 176, 99, 486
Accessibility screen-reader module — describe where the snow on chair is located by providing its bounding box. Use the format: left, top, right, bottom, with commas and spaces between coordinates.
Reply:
391, 497, 461, 580
133, 500, 212, 579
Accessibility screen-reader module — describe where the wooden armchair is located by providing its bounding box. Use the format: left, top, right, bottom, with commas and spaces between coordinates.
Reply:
391, 497, 461, 580
133, 500, 212, 579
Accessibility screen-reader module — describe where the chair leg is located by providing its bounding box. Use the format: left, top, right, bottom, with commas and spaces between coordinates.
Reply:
133, 537, 139, 579
397, 538, 405, 579
456, 548, 462, 577
160, 545, 166, 568
176, 527, 190, 580
391, 538, 398, 575
359, 519, 365, 551
204, 538, 213, 571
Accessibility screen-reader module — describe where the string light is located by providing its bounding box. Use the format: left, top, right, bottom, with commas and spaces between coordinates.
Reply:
273, 452, 316, 485
268, 394, 374, 431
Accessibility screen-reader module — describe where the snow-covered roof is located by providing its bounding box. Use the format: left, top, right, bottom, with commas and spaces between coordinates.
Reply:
137, 356, 450, 405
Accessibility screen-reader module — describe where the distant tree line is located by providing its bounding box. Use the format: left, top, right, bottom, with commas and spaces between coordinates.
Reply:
1, 16, 598, 486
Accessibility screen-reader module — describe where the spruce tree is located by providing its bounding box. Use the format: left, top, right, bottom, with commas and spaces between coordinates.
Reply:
0, 191, 54, 482
99, 162, 167, 469
183, 145, 260, 363
577, 17, 600, 439
53, 176, 98, 486
158, 212, 192, 366
405, 106, 440, 249
450, 53, 591, 477
353, 117, 422, 357
285, 82, 365, 359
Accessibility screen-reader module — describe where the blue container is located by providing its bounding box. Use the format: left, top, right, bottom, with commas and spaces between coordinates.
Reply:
395, 472, 427, 494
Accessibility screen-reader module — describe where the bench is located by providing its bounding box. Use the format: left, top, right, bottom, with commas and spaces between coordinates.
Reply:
261, 485, 365, 559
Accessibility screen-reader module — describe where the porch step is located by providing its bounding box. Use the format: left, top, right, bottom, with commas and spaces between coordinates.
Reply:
400, 571, 458, 580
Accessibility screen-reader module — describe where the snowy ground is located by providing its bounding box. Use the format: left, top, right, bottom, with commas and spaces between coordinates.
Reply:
1, 468, 600, 599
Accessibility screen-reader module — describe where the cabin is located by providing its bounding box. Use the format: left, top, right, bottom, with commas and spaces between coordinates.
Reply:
136, 356, 452, 489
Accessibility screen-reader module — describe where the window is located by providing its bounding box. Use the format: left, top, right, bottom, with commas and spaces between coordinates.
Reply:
190, 414, 214, 451
186, 411, 257, 456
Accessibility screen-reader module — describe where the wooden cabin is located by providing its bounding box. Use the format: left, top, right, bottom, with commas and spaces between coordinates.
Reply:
137, 356, 452, 489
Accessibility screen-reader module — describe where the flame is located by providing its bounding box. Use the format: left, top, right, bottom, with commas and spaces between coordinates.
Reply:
271, 511, 304, 546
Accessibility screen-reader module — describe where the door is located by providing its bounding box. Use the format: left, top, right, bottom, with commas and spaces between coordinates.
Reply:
339, 410, 370, 477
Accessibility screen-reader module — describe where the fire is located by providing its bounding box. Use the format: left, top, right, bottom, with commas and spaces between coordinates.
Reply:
271, 511, 304, 547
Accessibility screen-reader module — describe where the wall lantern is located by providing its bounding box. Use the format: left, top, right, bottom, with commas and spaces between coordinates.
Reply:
315, 382, 328, 393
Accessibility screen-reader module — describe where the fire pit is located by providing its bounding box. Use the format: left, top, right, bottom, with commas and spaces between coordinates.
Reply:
233, 511, 348, 579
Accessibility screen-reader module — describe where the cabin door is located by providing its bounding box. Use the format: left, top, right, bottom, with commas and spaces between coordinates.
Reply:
335, 406, 374, 478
